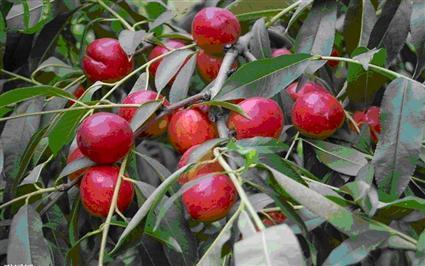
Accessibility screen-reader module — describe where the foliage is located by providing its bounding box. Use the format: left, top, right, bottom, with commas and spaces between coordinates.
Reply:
1, 0, 425, 265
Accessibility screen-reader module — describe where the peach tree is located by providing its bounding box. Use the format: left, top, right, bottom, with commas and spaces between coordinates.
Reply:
0, 0, 425, 265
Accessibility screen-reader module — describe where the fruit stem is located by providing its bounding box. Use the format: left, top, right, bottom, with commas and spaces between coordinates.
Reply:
1, 69, 42, 85
285, 132, 299, 160
0, 176, 80, 210
319, 55, 420, 85
134, 91, 210, 136
344, 110, 361, 134
98, 155, 129, 266
266, 0, 303, 27
97, 0, 134, 31
214, 148, 266, 231
243, 50, 257, 62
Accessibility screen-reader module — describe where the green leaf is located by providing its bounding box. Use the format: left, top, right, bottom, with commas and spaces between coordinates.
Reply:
341, 180, 378, 217
48, 109, 87, 154
197, 203, 242, 265
375, 196, 425, 221
234, 224, 304, 265
214, 54, 312, 101
202, 100, 248, 117
343, 0, 377, 54
0, 86, 74, 109
112, 165, 191, 254
411, 0, 425, 77
169, 54, 196, 103
323, 230, 389, 266
129, 100, 163, 132
372, 78, 425, 198
367, 0, 411, 64
228, 137, 288, 154
295, 0, 337, 73
57, 156, 95, 180
118, 29, 146, 56
134, 151, 171, 180
7, 205, 53, 265
286, 0, 313, 31
227, 0, 296, 18
345, 47, 388, 105
249, 18, 272, 59
135, 181, 198, 265
307, 140, 368, 176
184, 138, 226, 165
155, 49, 193, 93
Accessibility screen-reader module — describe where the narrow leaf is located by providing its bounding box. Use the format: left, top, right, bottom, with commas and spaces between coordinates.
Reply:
169, 54, 196, 103
295, 0, 337, 73
343, 0, 377, 54
372, 78, 425, 198
155, 49, 192, 93
7, 205, 53, 265
0, 86, 74, 109
214, 54, 312, 100
234, 224, 304, 266
367, 0, 411, 64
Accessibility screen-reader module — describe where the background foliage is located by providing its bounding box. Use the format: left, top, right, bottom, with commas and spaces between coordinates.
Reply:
0, 0, 425, 265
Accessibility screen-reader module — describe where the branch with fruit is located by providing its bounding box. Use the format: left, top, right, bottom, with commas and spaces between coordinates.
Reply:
1, 1, 425, 265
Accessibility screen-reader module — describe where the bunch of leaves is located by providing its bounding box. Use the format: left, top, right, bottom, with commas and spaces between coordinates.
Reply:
0, 0, 424, 265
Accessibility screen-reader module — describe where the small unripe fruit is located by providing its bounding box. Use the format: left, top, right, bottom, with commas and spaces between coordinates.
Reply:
77, 112, 134, 164
168, 108, 218, 153
67, 147, 85, 185
228, 97, 284, 139
80, 166, 134, 217
82, 38, 133, 82
182, 173, 237, 222
262, 211, 286, 227
118, 90, 170, 137
286, 82, 329, 101
271, 48, 291, 57
327, 49, 340, 68
192, 7, 241, 55
177, 144, 223, 184
148, 40, 186, 78
292, 91, 345, 139
196, 49, 238, 83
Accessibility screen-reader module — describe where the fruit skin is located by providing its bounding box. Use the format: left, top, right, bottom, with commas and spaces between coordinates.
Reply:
196, 49, 238, 83
271, 48, 291, 57
148, 39, 186, 78
286, 82, 329, 101
365, 106, 381, 143
77, 112, 134, 164
292, 91, 345, 139
327, 49, 340, 68
168, 108, 218, 153
228, 97, 284, 139
67, 147, 86, 185
68, 85, 85, 106
262, 211, 286, 227
182, 173, 237, 222
82, 38, 133, 82
118, 90, 170, 137
351, 106, 381, 143
192, 7, 241, 55
80, 166, 134, 217
177, 144, 223, 184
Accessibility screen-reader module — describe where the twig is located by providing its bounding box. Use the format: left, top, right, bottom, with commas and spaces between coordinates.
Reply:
97, 0, 134, 31
134, 91, 210, 136
0, 177, 81, 210
1, 69, 42, 85
98, 156, 129, 265
243, 50, 257, 62
214, 148, 265, 231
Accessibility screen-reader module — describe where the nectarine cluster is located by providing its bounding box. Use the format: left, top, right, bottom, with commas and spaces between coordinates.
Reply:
74, 6, 349, 223
66, 112, 135, 217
